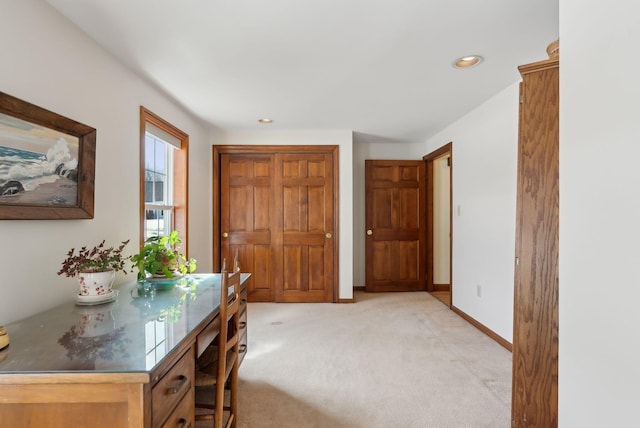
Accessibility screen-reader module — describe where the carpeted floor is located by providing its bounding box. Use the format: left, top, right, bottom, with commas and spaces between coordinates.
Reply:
199, 291, 512, 428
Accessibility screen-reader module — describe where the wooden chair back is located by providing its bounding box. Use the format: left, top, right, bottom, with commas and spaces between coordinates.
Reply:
215, 264, 240, 427
195, 260, 241, 427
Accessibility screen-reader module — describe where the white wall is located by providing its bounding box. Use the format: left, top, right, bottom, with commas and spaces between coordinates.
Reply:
424, 82, 519, 342
560, 1, 640, 425
351, 141, 427, 288
0, 1, 211, 324
216, 130, 354, 300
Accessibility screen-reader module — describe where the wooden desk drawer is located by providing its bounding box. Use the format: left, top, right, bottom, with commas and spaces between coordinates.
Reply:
240, 287, 248, 311
239, 285, 247, 366
152, 348, 194, 427
238, 304, 248, 366
161, 387, 194, 428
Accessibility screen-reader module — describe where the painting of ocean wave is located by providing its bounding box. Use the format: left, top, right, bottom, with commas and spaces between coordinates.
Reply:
0, 112, 79, 205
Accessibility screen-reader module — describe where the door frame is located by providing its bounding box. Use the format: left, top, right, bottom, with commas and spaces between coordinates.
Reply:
423, 142, 452, 303
212, 144, 340, 302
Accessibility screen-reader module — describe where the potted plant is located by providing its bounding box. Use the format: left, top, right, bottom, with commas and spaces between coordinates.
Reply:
58, 239, 130, 297
130, 230, 196, 282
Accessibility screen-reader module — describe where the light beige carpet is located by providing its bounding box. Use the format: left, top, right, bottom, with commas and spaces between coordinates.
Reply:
200, 291, 512, 428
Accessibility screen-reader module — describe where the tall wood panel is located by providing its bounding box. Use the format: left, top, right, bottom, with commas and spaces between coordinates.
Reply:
512, 57, 559, 427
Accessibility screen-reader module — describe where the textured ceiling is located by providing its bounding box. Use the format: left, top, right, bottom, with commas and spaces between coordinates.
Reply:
48, 0, 559, 143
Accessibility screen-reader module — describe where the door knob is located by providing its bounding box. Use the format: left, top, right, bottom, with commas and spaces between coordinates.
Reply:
366, 229, 373, 236
325, 233, 332, 239
222, 232, 229, 238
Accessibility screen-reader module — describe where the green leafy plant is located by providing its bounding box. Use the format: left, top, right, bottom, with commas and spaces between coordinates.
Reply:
58, 240, 130, 277
130, 230, 196, 281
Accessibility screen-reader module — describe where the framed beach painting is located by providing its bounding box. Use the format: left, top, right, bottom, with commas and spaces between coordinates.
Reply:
0, 92, 95, 219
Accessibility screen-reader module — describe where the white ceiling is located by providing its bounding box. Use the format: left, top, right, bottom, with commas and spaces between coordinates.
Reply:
47, 0, 558, 144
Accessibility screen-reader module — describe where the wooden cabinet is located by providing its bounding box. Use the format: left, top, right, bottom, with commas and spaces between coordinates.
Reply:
512, 57, 559, 427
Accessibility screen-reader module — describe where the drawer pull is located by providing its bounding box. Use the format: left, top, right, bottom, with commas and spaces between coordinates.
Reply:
177, 418, 190, 428
239, 321, 247, 330
166, 375, 188, 395
239, 344, 247, 354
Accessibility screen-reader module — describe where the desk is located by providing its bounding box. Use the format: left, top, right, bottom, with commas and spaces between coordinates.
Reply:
0, 273, 249, 428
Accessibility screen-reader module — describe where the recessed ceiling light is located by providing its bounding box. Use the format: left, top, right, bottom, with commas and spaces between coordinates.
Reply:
258, 118, 273, 124
453, 55, 483, 69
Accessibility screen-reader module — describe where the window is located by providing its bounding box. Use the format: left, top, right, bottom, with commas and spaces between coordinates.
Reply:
144, 132, 173, 238
139, 107, 188, 249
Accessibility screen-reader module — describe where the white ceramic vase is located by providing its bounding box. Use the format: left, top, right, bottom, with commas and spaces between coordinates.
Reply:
77, 270, 115, 296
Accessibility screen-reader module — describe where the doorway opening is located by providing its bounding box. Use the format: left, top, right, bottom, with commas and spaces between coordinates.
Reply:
424, 143, 452, 307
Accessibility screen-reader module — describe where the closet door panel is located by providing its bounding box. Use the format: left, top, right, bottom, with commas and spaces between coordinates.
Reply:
275, 153, 334, 302
221, 154, 274, 302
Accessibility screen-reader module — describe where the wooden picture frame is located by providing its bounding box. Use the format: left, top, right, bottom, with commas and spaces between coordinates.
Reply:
0, 92, 95, 219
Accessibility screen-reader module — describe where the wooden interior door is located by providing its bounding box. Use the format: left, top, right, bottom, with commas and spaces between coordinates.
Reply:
365, 160, 425, 292
215, 145, 338, 303
220, 154, 274, 301
275, 153, 335, 302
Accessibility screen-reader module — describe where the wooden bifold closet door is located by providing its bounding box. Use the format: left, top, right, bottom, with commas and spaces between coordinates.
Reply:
214, 145, 338, 303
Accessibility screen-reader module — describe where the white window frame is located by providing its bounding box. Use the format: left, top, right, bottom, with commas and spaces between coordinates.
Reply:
139, 106, 189, 251
143, 131, 175, 240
